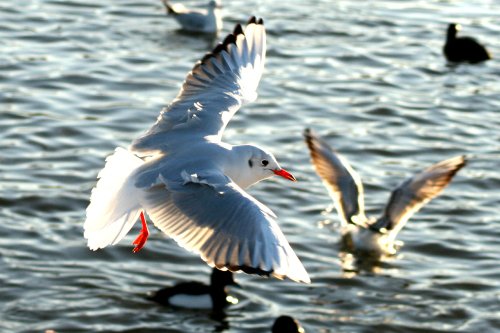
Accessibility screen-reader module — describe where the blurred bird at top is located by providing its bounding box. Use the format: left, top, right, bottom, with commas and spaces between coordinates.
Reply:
304, 129, 466, 257
443, 23, 491, 63
161, 0, 222, 34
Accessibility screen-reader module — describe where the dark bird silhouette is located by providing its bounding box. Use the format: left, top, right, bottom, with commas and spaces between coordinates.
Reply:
147, 268, 239, 312
272, 315, 305, 333
443, 23, 491, 63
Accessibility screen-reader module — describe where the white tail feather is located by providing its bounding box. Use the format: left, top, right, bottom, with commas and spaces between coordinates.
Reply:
84, 148, 144, 250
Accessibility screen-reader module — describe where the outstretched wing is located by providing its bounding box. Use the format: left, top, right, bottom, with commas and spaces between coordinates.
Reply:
370, 155, 466, 235
141, 171, 310, 284
131, 17, 266, 155
304, 129, 367, 226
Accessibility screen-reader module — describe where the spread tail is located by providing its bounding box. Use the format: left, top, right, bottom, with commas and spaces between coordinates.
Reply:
84, 148, 144, 250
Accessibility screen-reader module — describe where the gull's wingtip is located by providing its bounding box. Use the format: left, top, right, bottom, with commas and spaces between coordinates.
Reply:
304, 128, 320, 152
204, 257, 311, 284
200, 16, 263, 64
233, 23, 243, 35
246, 16, 264, 26
222, 33, 237, 47
459, 155, 468, 167
303, 127, 314, 139
247, 16, 257, 25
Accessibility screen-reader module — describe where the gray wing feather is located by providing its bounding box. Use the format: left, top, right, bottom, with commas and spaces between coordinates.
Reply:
141, 172, 310, 283
131, 19, 266, 155
371, 155, 466, 234
304, 129, 367, 226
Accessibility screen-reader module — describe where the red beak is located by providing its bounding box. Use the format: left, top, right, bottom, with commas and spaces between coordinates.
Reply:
273, 168, 297, 182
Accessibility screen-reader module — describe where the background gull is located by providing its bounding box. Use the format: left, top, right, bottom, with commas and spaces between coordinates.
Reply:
304, 129, 466, 256
161, 0, 223, 34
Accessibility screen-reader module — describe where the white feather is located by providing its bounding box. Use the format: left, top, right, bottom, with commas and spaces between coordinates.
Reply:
84, 148, 144, 250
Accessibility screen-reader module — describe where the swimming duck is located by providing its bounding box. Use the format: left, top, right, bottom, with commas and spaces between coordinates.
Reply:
147, 268, 239, 312
304, 129, 466, 256
443, 23, 491, 63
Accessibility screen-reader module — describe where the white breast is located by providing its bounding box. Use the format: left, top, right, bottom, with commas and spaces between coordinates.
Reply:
350, 227, 397, 255
169, 294, 213, 309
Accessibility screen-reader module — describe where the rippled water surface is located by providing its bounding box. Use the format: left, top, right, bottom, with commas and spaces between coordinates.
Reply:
1, 0, 500, 332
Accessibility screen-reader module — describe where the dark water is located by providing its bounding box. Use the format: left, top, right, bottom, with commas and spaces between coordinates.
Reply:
1, 0, 499, 332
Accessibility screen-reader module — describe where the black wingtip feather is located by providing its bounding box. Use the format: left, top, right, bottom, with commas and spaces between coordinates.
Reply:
200, 41, 227, 63
246, 16, 264, 26
303, 128, 316, 150
247, 16, 257, 25
222, 33, 237, 48
213, 43, 226, 54
449, 155, 468, 178
233, 23, 243, 36
197, 17, 263, 66
238, 266, 273, 277
200, 52, 213, 63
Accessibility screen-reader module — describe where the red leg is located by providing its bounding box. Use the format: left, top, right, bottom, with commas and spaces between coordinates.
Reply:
132, 211, 149, 253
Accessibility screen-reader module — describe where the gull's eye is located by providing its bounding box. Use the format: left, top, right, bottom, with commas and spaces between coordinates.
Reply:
261, 159, 269, 167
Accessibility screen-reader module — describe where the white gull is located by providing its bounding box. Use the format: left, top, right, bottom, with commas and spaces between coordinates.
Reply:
304, 129, 466, 256
84, 18, 310, 284
161, 0, 222, 34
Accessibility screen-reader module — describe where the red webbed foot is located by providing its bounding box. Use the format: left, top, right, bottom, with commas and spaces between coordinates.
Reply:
132, 211, 149, 253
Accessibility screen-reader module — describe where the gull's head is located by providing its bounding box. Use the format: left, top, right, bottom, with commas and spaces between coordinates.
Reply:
447, 23, 461, 38
227, 145, 296, 189
208, 0, 222, 9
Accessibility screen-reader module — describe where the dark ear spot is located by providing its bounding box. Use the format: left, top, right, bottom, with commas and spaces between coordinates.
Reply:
248, 159, 253, 168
